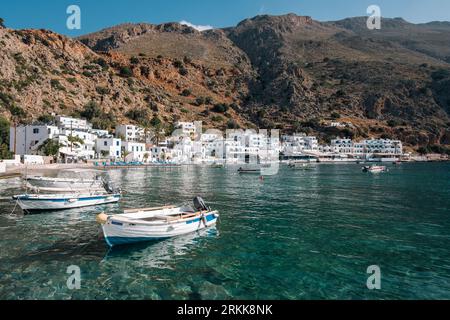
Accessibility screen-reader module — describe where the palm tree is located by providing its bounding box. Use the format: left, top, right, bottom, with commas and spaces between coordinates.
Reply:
68, 135, 85, 147
151, 124, 165, 146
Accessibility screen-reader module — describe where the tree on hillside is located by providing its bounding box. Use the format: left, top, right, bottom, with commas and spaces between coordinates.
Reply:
80, 101, 102, 121
0, 144, 13, 160
0, 18, 5, 28
0, 116, 9, 145
0, 116, 13, 159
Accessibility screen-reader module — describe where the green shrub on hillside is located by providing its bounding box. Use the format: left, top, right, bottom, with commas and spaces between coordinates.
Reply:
213, 103, 229, 113
119, 66, 133, 78
80, 101, 102, 121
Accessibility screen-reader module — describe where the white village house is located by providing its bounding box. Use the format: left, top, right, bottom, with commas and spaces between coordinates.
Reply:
8, 113, 405, 164
95, 137, 122, 159
122, 141, 147, 162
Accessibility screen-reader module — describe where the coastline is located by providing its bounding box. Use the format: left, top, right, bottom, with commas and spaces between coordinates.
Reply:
1, 158, 449, 180
1, 163, 95, 177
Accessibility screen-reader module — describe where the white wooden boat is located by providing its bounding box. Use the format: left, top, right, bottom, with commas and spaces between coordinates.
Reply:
362, 165, 388, 173
96, 197, 219, 247
26, 176, 104, 190
26, 169, 105, 190
26, 184, 107, 193
12, 192, 121, 211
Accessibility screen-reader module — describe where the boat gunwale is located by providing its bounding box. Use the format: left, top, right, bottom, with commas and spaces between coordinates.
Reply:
108, 210, 219, 226
13, 193, 121, 201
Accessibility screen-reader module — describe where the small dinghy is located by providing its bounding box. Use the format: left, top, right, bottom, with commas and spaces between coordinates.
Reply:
12, 192, 121, 212
25, 169, 106, 191
96, 197, 219, 247
362, 165, 388, 173
238, 167, 261, 174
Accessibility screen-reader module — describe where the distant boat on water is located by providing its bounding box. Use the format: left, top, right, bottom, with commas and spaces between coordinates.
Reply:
238, 167, 261, 174
288, 162, 315, 170
362, 165, 388, 173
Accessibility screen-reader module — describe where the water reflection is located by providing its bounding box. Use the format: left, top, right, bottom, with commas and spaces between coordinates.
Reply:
103, 227, 220, 269
1, 163, 450, 299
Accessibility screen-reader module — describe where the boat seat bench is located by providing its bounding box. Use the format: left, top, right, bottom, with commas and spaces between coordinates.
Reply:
138, 212, 205, 222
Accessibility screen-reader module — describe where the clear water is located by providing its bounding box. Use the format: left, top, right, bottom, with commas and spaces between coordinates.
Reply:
0, 163, 449, 300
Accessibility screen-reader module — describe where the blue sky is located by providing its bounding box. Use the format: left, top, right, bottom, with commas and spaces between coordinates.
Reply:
1, 0, 450, 37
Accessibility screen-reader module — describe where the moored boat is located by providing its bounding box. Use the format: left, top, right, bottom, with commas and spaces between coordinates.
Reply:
238, 167, 261, 174
362, 165, 388, 173
12, 192, 121, 212
26, 169, 106, 191
96, 197, 219, 247
288, 162, 314, 170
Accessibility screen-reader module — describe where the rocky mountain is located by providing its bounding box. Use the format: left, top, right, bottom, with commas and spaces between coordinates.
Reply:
1, 14, 450, 152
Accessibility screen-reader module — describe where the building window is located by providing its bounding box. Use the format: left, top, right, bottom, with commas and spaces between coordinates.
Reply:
33, 128, 39, 134
104, 141, 108, 146
116, 151, 119, 156
116, 141, 120, 146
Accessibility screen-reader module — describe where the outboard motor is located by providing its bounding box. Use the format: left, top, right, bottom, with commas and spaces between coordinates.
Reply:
103, 179, 121, 194
193, 196, 209, 212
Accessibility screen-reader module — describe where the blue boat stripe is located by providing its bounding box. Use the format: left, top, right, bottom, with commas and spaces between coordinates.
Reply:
186, 214, 216, 224
106, 236, 170, 246
17, 195, 121, 202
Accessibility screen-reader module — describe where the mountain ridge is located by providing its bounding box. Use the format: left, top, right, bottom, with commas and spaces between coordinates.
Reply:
1, 13, 450, 152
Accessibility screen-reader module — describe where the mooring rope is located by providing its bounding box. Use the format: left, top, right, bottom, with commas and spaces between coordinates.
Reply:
9, 198, 20, 215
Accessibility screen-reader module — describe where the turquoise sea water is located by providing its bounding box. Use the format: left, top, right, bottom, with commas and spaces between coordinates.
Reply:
0, 163, 449, 300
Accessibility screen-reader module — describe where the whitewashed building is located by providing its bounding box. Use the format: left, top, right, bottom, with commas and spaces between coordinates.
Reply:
56, 116, 91, 131
175, 122, 197, 136
281, 133, 319, 157
95, 137, 122, 159
122, 141, 147, 162
9, 125, 60, 155
353, 139, 403, 157
149, 146, 172, 162
331, 138, 353, 154
116, 125, 149, 143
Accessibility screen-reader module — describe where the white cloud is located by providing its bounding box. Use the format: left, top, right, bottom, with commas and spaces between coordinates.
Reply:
259, 5, 267, 14
180, 20, 214, 32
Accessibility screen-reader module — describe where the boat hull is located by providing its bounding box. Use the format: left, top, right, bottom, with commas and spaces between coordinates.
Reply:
13, 194, 121, 211
102, 212, 219, 247
238, 170, 261, 175
362, 166, 387, 173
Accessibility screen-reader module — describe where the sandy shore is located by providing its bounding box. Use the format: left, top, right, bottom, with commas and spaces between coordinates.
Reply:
2, 163, 96, 177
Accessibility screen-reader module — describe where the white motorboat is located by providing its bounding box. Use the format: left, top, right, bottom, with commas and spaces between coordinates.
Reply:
362, 165, 388, 173
96, 197, 219, 247
12, 192, 121, 212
